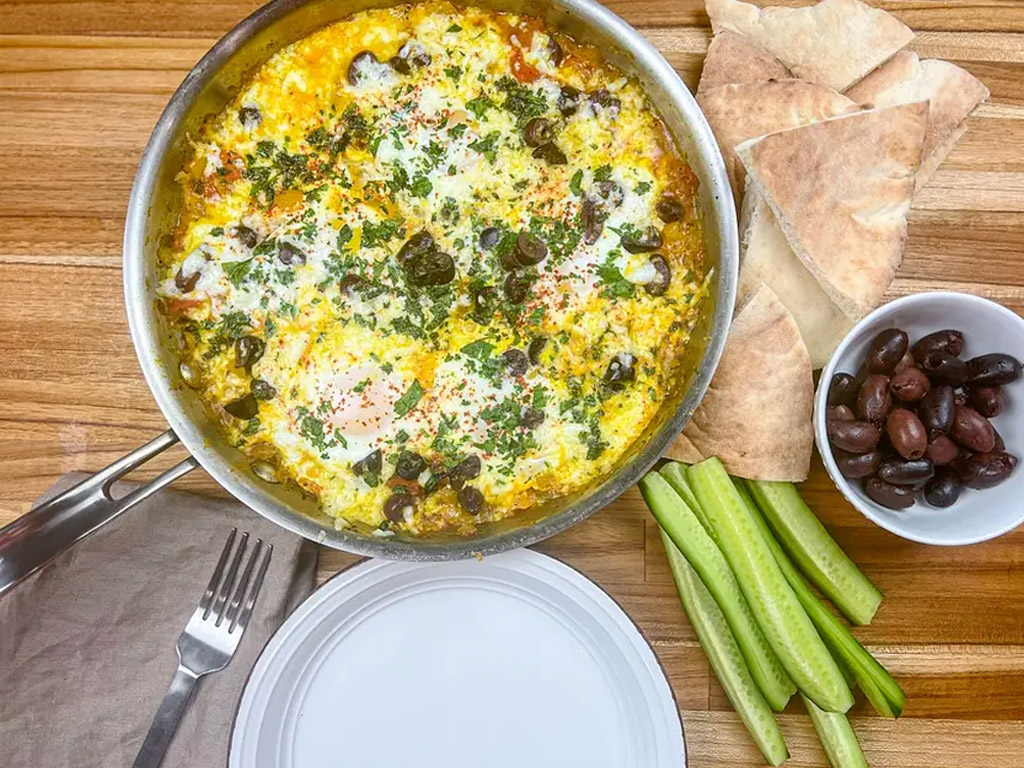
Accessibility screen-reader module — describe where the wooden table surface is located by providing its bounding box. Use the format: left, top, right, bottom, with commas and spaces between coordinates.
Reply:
2, 0, 1023, 765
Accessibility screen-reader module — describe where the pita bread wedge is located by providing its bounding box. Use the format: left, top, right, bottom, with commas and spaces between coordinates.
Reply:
698, 30, 792, 94
698, 79, 858, 199
736, 102, 928, 319
664, 432, 705, 464
673, 283, 814, 481
738, 195, 853, 369
706, 0, 914, 92
846, 51, 989, 190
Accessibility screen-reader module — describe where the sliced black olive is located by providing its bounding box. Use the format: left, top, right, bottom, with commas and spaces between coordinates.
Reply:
383, 492, 415, 523
523, 117, 555, 147
503, 272, 530, 304
472, 286, 498, 321
457, 486, 485, 515
250, 378, 277, 400
388, 55, 412, 75
352, 449, 382, 476
447, 454, 482, 491
175, 267, 200, 293
347, 50, 380, 86
645, 254, 671, 296
621, 226, 663, 254
593, 181, 624, 208
532, 143, 568, 165
397, 230, 435, 267
515, 232, 548, 266
235, 225, 258, 248
398, 41, 431, 68
406, 250, 455, 286
224, 394, 258, 420
499, 245, 522, 271
656, 194, 683, 223
235, 336, 265, 370
502, 348, 529, 377
581, 197, 604, 245
557, 85, 581, 116
277, 241, 306, 266
395, 450, 427, 481
238, 106, 261, 128
478, 227, 501, 250
603, 353, 636, 390
528, 336, 548, 365
547, 37, 564, 66
521, 407, 545, 429
589, 88, 621, 117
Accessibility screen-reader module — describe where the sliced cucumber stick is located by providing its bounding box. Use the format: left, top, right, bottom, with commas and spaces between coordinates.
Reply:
737, 483, 905, 718
659, 463, 703, 523
746, 479, 883, 626
686, 459, 853, 713
802, 694, 869, 768
639, 474, 795, 711
660, 529, 789, 767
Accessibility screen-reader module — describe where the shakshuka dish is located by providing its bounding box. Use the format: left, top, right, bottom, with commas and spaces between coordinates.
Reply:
159, 1, 708, 536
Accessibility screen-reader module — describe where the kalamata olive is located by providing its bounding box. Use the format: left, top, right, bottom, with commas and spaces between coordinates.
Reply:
827, 420, 881, 454
834, 449, 881, 479
235, 224, 258, 248
828, 372, 858, 407
925, 435, 959, 466
238, 106, 261, 128
950, 405, 996, 452
503, 272, 530, 303
396, 450, 427, 480
277, 241, 306, 266
924, 472, 962, 507
970, 385, 1005, 418
532, 143, 568, 165
352, 449, 382, 476
235, 335, 265, 369
398, 230, 435, 266
893, 351, 916, 375
952, 384, 970, 406
557, 85, 581, 116
581, 198, 604, 245
603, 353, 636, 390
521, 407, 545, 429
397, 41, 431, 68
589, 88, 620, 118
966, 353, 1023, 386
472, 286, 497, 321
478, 227, 501, 250
856, 374, 891, 423
864, 477, 916, 509
878, 457, 934, 486
499, 244, 522, 271
515, 232, 548, 265
447, 454, 482, 491
224, 393, 258, 420
644, 254, 671, 296
621, 226, 663, 254
866, 329, 909, 374
457, 486, 485, 515
528, 336, 548, 365
886, 409, 928, 460
920, 351, 968, 385
547, 36, 564, 65
993, 426, 1006, 452
502, 348, 529, 376
955, 451, 1018, 490
388, 55, 412, 75
347, 50, 380, 86
912, 329, 964, 362
383, 492, 414, 523
889, 367, 930, 402
655, 194, 683, 223
175, 267, 200, 293
919, 385, 955, 435
523, 117, 555, 147
827, 405, 855, 423
406, 250, 455, 286
250, 377, 277, 400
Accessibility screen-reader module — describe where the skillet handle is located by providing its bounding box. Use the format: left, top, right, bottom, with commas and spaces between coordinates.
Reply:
0, 429, 198, 599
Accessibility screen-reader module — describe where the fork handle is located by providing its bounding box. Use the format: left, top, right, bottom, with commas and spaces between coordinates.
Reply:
132, 664, 200, 768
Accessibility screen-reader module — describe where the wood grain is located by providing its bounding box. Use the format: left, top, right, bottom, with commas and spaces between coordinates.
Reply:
2, 1, 1024, 765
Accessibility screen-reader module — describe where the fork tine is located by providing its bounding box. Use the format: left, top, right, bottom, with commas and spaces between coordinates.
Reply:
200, 528, 237, 614
225, 539, 262, 628
212, 531, 248, 624
233, 543, 272, 633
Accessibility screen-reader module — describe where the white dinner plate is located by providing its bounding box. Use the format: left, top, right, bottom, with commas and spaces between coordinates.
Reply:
229, 549, 685, 768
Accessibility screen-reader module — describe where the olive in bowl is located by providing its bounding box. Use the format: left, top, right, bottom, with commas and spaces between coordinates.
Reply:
814, 292, 1024, 546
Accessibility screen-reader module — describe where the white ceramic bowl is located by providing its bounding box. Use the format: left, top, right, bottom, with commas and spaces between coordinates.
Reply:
815, 292, 1024, 546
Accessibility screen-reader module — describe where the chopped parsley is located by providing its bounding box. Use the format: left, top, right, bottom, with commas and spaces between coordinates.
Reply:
223, 259, 253, 288
595, 254, 635, 299
466, 94, 495, 119
634, 180, 652, 195
496, 76, 547, 126
468, 131, 501, 163
444, 65, 464, 82
569, 169, 584, 196
394, 380, 424, 417
336, 223, 353, 249
360, 218, 405, 249
593, 164, 613, 183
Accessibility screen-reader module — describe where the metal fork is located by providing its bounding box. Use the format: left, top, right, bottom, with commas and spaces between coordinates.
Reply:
132, 529, 272, 768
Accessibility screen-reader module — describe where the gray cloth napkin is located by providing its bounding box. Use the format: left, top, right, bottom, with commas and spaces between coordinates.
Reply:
0, 473, 320, 768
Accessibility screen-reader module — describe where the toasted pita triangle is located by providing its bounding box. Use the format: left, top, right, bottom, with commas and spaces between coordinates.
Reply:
673, 283, 814, 481
845, 50, 989, 190
737, 102, 928, 319
738, 195, 853, 369
698, 30, 792, 94
698, 79, 858, 200
706, 0, 914, 92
